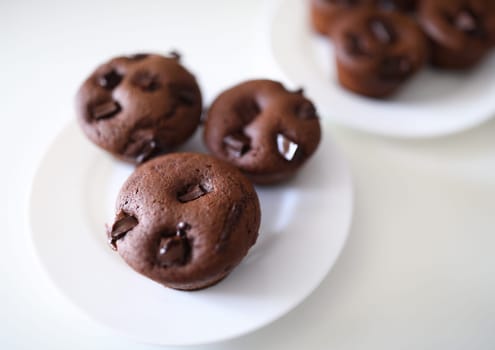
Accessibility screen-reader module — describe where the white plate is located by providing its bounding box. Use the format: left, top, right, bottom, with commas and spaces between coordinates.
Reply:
268, 0, 495, 138
29, 121, 353, 346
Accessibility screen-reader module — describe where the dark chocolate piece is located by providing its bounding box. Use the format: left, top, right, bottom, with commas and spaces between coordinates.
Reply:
132, 71, 160, 92
108, 213, 138, 250
123, 129, 159, 163
370, 18, 396, 44
223, 133, 251, 157
380, 56, 412, 79
168, 51, 181, 60
177, 184, 208, 203
156, 236, 190, 267
91, 100, 121, 120
345, 33, 366, 55
176, 88, 196, 106
216, 202, 243, 251
98, 70, 122, 90
455, 10, 482, 36
135, 140, 157, 163
276, 133, 299, 161
176, 221, 191, 233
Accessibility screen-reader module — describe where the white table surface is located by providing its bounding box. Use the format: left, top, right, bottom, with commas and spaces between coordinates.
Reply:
2, 0, 495, 349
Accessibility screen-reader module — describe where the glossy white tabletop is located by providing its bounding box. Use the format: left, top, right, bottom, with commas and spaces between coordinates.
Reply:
2, 0, 495, 349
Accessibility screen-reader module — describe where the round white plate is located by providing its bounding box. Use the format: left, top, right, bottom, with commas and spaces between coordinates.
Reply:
29, 121, 353, 346
268, 0, 495, 138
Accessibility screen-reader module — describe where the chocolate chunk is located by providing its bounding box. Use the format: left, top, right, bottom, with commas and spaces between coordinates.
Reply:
216, 202, 243, 252
132, 71, 161, 92
276, 133, 299, 161
176, 221, 191, 234
135, 140, 157, 163
91, 100, 121, 120
398, 58, 412, 74
176, 89, 196, 106
345, 32, 366, 55
294, 88, 304, 94
370, 18, 396, 44
167, 83, 196, 106
108, 213, 138, 250
128, 53, 149, 61
223, 133, 251, 157
168, 51, 181, 60
98, 70, 122, 90
380, 56, 412, 79
455, 10, 480, 35
296, 101, 317, 119
156, 236, 190, 267
124, 129, 159, 163
177, 184, 209, 203
156, 222, 191, 267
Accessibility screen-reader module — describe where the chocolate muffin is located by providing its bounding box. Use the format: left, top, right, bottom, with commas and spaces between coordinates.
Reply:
76, 53, 202, 164
107, 153, 261, 291
203, 80, 321, 185
332, 9, 428, 98
309, 0, 417, 36
418, 0, 495, 69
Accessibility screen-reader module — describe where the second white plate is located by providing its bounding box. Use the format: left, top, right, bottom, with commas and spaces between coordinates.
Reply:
29, 121, 353, 346
268, 0, 495, 138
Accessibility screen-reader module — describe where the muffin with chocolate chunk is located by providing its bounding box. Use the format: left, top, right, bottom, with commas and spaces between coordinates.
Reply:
418, 0, 495, 69
107, 152, 260, 291
203, 79, 321, 185
332, 9, 428, 97
76, 53, 202, 164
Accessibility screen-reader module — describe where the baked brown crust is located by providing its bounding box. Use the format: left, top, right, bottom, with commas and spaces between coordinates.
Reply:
203, 80, 321, 185
76, 53, 202, 164
333, 9, 428, 97
108, 153, 261, 291
418, 0, 495, 69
